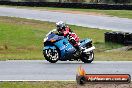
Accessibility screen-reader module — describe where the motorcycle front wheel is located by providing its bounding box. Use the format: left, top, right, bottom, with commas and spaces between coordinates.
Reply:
43, 48, 59, 63
81, 51, 94, 63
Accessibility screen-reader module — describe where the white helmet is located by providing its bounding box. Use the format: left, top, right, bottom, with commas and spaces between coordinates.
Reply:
56, 21, 66, 31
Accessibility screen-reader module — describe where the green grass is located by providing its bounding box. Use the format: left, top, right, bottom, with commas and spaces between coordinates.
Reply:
96, 51, 132, 61
0, 17, 54, 60
0, 82, 76, 88
0, 16, 131, 61
1, 5, 132, 19
0, 81, 132, 88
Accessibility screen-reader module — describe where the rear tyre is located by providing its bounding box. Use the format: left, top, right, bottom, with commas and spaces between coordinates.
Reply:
81, 51, 94, 63
43, 48, 59, 63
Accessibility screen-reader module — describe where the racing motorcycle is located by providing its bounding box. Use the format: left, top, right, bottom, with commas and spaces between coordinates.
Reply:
43, 29, 95, 63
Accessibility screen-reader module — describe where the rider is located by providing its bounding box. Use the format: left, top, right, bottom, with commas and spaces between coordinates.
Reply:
55, 21, 81, 51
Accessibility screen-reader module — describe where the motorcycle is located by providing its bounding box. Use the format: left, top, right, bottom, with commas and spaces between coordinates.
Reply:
43, 29, 95, 63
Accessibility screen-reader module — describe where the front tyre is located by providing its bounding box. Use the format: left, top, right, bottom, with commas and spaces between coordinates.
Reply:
43, 48, 59, 63
81, 51, 94, 63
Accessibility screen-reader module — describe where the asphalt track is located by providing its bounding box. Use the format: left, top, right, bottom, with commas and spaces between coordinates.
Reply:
0, 7, 132, 32
0, 7, 132, 81
0, 60, 132, 81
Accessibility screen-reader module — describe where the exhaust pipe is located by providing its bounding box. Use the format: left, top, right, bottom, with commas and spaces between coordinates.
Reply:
83, 46, 95, 53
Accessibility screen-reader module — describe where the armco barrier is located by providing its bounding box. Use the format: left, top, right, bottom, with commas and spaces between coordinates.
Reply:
124, 33, 132, 45
0, 1, 132, 10
111, 32, 117, 43
104, 32, 132, 45
104, 32, 110, 42
117, 32, 124, 44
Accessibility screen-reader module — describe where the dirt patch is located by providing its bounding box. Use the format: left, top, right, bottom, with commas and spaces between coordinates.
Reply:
0, 16, 54, 30
27, 45, 38, 50
0, 46, 5, 50
40, 9, 107, 16
0, 45, 8, 50
76, 83, 132, 88
0, 17, 41, 26
16, 46, 37, 50
105, 46, 132, 52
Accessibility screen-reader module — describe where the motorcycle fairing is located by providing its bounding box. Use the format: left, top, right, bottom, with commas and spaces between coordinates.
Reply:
80, 39, 92, 47
54, 38, 76, 60
46, 33, 64, 42
43, 45, 56, 50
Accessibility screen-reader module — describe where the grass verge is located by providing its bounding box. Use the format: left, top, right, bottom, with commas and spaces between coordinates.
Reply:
0, 81, 76, 88
0, 81, 132, 88
0, 16, 131, 61
1, 5, 132, 19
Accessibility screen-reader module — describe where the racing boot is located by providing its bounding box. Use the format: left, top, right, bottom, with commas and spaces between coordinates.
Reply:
74, 45, 83, 55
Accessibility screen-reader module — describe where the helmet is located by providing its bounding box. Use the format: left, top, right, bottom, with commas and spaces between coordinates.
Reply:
56, 21, 66, 32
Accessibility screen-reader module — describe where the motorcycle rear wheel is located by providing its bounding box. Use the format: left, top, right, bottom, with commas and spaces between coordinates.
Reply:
43, 48, 59, 63
81, 51, 94, 63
